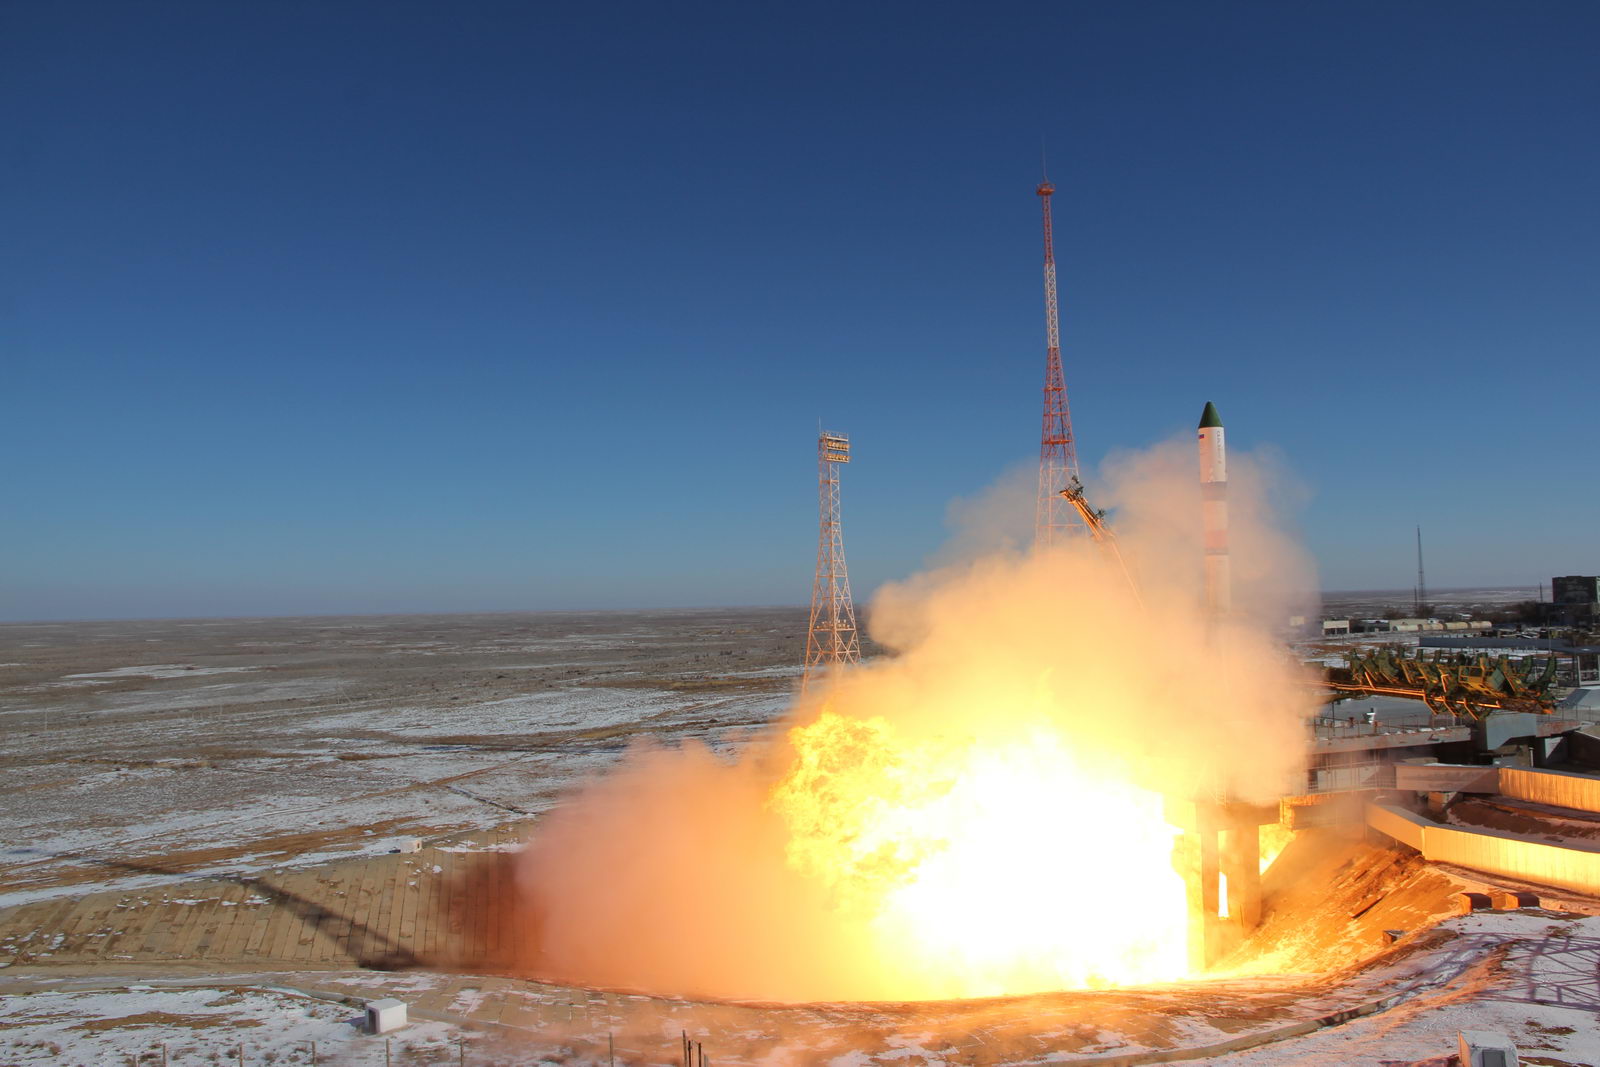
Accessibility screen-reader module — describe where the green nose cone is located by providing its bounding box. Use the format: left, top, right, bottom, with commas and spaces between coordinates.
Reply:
1199, 401, 1223, 429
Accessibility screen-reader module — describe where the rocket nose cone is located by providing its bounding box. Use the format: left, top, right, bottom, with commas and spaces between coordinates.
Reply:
1199, 401, 1223, 430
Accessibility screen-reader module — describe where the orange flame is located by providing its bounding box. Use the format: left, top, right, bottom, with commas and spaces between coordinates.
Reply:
769, 708, 1191, 997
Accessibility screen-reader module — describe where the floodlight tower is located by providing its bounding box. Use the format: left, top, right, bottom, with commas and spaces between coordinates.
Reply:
803, 431, 861, 692
1034, 177, 1085, 547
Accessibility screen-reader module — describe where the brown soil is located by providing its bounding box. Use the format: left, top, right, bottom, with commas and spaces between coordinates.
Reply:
1448, 796, 1600, 843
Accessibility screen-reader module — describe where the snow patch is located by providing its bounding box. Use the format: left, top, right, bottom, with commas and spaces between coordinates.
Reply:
65, 664, 259, 680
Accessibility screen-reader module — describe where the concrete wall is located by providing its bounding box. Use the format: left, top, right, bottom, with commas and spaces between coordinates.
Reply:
1482, 712, 1541, 750
1367, 802, 1600, 895
1313, 764, 1387, 792
1423, 822, 1600, 895
1366, 803, 1426, 850
1568, 727, 1600, 770
1499, 766, 1600, 814
1394, 763, 1500, 793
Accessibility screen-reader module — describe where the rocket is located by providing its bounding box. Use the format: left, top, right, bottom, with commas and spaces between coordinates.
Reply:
1198, 402, 1230, 618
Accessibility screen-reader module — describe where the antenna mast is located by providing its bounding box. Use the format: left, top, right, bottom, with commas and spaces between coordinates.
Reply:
1034, 176, 1085, 546
1414, 526, 1428, 617
803, 431, 861, 692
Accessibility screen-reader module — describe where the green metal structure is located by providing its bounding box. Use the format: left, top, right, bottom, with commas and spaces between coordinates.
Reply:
1326, 647, 1559, 719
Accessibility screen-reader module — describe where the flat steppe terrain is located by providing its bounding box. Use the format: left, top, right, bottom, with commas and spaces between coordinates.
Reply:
0, 609, 807, 906
1321, 585, 1543, 619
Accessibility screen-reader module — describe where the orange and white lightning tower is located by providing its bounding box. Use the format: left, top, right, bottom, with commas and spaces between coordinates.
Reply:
803, 431, 861, 692
1034, 176, 1086, 547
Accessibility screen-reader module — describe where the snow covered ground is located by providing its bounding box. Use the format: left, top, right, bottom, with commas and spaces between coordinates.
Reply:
1212, 911, 1600, 1067
0, 982, 477, 1066
4, 911, 1596, 1065
0, 610, 808, 907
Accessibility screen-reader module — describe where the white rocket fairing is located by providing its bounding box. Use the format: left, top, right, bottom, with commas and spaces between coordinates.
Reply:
1198, 402, 1230, 618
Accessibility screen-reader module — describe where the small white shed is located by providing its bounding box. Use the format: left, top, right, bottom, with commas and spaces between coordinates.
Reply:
366, 998, 408, 1034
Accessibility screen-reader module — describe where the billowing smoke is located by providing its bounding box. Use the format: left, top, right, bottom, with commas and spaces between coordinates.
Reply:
515, 439, 1319, 1002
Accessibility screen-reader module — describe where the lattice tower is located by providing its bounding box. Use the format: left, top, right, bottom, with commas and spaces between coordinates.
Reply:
803, 431, 861, 692
1034, 179, 1086, 546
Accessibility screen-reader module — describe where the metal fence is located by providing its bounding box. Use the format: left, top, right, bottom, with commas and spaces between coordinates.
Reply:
117, 1031, 704, 1066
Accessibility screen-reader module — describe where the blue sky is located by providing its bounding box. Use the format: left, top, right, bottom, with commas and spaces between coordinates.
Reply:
4, 1, 1597, 621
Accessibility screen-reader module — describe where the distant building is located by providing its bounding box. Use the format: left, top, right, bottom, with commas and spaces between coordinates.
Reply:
1384, 619, 1492, 633
1552, 575, 1599, 606
1549, 575, 1599, 625
1321, 619, 1351, 636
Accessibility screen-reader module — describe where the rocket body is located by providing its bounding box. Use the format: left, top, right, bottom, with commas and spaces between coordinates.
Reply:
1198, 402, 1230, 618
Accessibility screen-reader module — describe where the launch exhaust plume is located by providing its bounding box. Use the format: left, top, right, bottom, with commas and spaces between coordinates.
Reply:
516, 437, 1319, 1002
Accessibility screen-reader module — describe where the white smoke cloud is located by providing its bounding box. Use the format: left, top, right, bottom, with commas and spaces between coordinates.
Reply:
515, 436, 1319, 1001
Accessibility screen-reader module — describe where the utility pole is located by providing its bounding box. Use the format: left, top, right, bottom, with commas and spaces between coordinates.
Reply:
1034, 173, 1086, 547
802, 431, 861, 692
